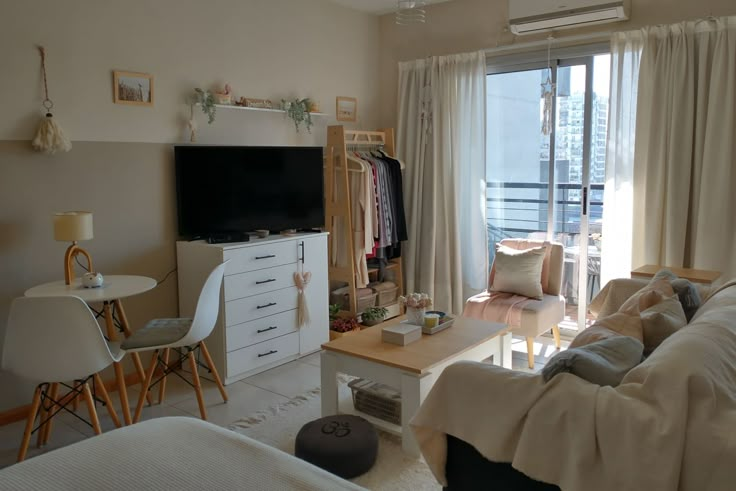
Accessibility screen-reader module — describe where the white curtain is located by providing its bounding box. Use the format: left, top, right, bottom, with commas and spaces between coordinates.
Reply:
600, 31, 644, 284
603, 17, 736, 283
632, 17, 736, 279
397, 51, 488, 314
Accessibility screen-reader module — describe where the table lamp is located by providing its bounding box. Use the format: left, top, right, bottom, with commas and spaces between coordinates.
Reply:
54, 211, 94, 285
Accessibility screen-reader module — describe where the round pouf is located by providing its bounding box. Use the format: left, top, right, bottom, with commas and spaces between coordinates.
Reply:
295, 414, 378, 479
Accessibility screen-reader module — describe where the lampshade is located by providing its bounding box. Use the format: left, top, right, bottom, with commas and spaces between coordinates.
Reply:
54, 211, 94, 242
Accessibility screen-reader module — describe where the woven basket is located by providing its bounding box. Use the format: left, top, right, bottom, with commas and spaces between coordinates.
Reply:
348, 378, 401, 426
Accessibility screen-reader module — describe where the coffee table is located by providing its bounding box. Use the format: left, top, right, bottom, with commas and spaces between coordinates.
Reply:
320, 316, 511, 457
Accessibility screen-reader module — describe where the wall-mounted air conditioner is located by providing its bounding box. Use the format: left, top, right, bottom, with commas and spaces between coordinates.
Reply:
509, 0, 629, 35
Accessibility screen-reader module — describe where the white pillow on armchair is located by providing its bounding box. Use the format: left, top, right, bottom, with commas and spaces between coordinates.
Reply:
490, 244, 546, 300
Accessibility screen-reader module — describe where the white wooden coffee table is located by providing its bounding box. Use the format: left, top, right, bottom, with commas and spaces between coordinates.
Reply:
320, 316, 511, 457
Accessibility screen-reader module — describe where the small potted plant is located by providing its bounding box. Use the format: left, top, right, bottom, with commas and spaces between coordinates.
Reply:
360, 306, 388, 327
281, 97, 314, 133
329, 315, 360, 340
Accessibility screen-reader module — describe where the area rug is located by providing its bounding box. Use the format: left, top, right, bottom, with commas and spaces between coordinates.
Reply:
228, 382, 439, 490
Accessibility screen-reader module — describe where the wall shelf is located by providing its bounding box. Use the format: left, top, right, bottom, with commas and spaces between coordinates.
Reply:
198, 103, 327, 116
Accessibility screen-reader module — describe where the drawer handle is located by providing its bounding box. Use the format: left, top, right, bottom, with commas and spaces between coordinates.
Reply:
256, 302, 277, 310
257, 326, 278, 334
256, 279, 277, 285
255, 254, 276, 260
258, 350, 278, 358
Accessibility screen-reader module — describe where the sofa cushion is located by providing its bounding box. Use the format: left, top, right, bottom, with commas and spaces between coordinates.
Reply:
640, 295, 687, 353
542, 335, 645, 386
490, 245, 545, 300
570, 313, 644, 348
618, 278, 674, 315
671, 278, 701, 321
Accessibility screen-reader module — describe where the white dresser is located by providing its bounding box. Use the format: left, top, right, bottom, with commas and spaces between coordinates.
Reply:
176, 233, 329, 384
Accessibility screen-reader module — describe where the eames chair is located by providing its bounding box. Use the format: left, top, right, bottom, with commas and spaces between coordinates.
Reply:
2, 296, 124, 462
123, 262, 228, 422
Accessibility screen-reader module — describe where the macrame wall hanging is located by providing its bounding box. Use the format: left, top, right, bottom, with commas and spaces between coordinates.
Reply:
294, 268, 312, 328
32, 46, 72, 154
541, 36, 556, 137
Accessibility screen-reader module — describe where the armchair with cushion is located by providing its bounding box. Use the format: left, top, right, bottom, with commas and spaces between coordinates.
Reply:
463, 239, 565, 368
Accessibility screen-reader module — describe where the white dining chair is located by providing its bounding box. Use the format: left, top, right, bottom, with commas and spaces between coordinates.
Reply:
2, 296, 124, 462
122, 262, 228, 422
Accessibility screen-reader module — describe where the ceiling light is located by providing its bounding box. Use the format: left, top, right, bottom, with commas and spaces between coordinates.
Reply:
396, 0, 426, 25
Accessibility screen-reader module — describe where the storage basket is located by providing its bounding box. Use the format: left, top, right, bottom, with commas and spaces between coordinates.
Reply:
348, 378, 401, 426
370, 281, 399, 306
330, 287, 376, 312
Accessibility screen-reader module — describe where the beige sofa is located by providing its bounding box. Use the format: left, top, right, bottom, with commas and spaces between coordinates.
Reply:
412, 279, 736, 490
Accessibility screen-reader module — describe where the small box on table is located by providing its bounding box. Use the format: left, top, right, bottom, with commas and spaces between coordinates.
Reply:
382, 323, 421, 346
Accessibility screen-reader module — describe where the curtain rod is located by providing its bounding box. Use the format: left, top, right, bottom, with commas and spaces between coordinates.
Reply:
484, 31, 612, 56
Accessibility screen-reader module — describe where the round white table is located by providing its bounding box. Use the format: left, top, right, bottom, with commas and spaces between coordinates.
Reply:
25, 275, 157, 425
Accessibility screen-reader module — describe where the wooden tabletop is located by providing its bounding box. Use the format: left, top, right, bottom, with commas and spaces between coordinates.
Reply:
322, 317, 509, 374
631, 265, 721, 284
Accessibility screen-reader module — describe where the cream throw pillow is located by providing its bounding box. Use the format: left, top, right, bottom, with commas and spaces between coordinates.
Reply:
640, 294, 687, 353
490, 245, 545, 300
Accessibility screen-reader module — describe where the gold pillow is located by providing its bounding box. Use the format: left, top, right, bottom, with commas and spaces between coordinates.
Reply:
490, 245, 545, 300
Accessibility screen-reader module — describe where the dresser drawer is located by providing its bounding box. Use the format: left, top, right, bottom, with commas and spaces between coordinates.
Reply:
226, 310, 298, 351
226, 332, 299, 378
225, 287, 297, 326
224, 263, 295, 302
224, 241, 298, 275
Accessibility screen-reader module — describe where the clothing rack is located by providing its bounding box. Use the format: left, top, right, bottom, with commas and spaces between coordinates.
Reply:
324, 125, 404, 317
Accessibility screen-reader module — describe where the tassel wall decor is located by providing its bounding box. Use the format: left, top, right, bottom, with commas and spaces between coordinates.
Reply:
32, 46, 72, 154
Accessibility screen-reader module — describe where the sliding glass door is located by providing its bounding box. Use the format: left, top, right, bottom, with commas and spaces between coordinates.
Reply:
486, 52, 610, 332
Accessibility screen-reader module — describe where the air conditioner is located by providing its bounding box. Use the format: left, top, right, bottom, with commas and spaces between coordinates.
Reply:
509, 0, 628, 35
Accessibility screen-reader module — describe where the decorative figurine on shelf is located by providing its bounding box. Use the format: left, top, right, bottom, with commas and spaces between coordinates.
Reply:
215, 84, 232, 105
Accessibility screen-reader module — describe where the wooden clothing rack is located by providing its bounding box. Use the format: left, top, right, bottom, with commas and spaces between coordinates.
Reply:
324, 125, 404, 317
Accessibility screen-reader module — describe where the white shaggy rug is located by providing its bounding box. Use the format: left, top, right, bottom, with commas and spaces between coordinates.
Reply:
228, 383, 440, 490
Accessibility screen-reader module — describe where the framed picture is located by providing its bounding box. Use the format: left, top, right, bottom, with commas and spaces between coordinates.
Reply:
113, 71, 154, 106
336, 96, 357, 122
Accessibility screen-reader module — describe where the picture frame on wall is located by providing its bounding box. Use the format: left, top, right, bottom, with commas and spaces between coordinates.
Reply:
336, 96, 357, 122
113, 70, 154, 106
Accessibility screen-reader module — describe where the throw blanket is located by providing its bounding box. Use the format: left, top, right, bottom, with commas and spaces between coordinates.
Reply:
411, 281, 736, 490
463, 291, 530, 327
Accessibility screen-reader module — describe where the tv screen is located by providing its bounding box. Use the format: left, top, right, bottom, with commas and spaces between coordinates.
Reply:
174, 145, 324, 237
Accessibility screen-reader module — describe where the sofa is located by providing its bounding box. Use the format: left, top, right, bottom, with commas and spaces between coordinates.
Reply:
411, 278, 736, 491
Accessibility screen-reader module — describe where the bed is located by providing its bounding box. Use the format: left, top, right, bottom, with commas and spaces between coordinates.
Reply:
0, 417, 365, 490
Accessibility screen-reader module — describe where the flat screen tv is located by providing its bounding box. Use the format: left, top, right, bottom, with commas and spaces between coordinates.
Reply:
174, 145, 324, 238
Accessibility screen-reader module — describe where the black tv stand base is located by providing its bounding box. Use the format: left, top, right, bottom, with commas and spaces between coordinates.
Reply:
207, 232, 249, 244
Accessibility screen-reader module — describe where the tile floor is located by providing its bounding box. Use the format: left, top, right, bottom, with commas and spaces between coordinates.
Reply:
0, 341, 559, 469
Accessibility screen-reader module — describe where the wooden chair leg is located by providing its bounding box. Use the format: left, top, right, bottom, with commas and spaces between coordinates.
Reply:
526, 337, 535, 369
82, 383, 102, 435
188, 351, 207, 421
114, 299, 153, 406
39, 383, 59, 447
18, 386, 43, 462
112, 360, 132, 426
134, 350, 159, 424
552, 325, 561, 349
158, 348, 170, 405
94, 373, 121, 428
200, 341, 228, 403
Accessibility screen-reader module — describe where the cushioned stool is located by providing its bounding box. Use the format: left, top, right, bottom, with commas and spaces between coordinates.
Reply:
295, 415, 378, 479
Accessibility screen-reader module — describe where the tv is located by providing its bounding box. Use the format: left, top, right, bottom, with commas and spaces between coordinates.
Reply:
174, 145, 324, 238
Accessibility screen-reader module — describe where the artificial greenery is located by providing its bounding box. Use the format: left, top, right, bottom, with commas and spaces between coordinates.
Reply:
329, 303, 341, 321
330, 316, 359, 333
191, 88, 217, 124
361, 306, 388, 322
282, 98, 313, 133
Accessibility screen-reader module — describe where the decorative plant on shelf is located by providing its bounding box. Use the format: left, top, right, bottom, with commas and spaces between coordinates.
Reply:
281, 98, 313, 133
191, 88, 217, 124
329, 303, 341, 322
360, 306, 388, 327
330, 316, 359, 333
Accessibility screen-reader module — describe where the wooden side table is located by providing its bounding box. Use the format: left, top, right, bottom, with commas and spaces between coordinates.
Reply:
631, 265, 721, 284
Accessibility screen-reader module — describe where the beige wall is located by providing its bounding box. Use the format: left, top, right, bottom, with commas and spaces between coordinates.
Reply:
0, 0, 380, 412
377, 0, 736, 127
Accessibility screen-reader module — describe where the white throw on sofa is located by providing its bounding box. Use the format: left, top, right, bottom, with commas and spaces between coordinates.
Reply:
411, 280, 736, 490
